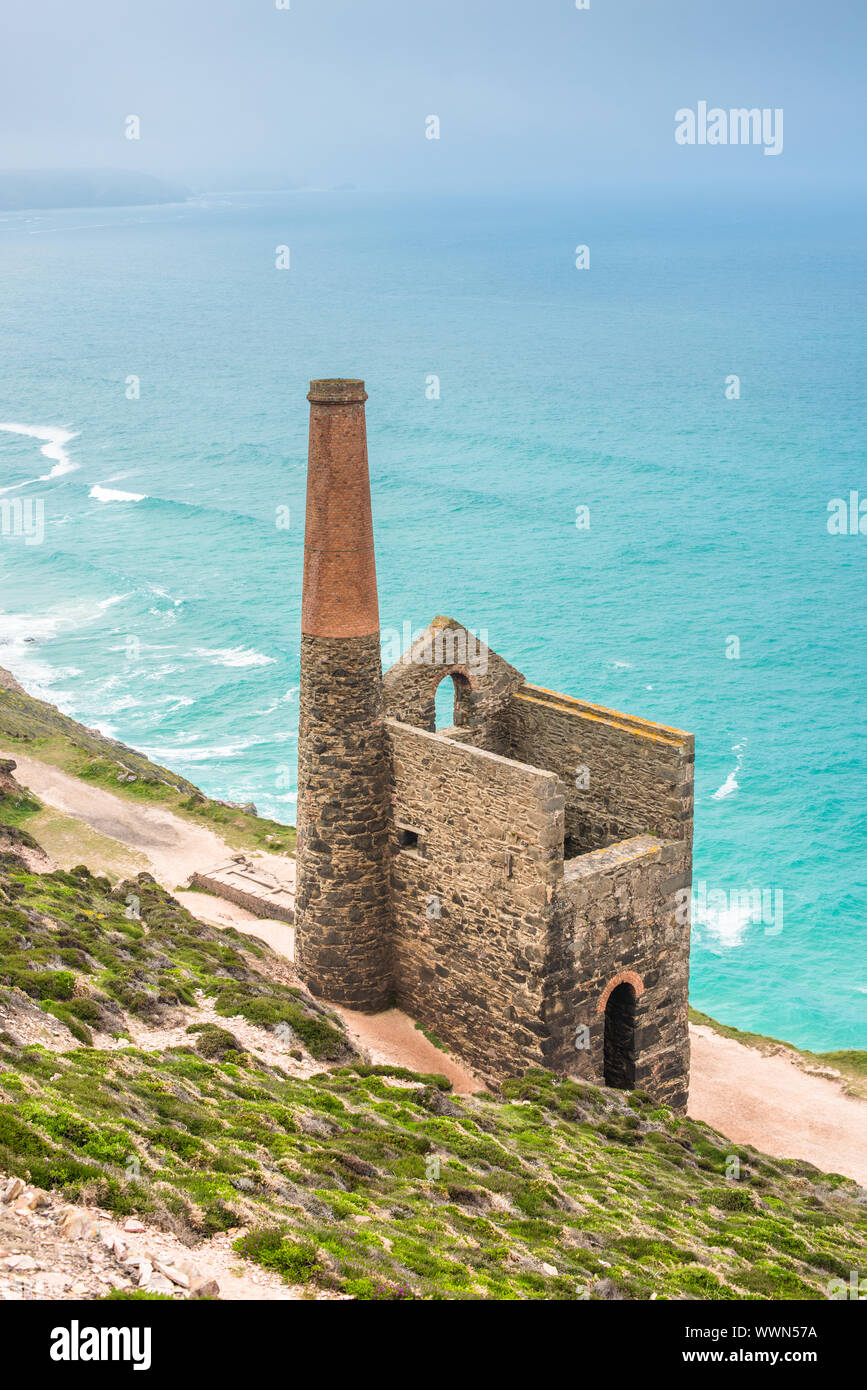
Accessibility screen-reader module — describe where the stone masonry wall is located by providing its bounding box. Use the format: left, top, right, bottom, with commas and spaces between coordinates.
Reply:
382, 617, 524, 752
386, 717, 564, 1078
544, 836, 692, 1111
189, 873, 295, 925
506, 685, 694, 855
295, 632, 393, 1011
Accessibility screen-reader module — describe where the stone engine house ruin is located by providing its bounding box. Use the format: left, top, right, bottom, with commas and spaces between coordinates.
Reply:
295, 380, 693, 1110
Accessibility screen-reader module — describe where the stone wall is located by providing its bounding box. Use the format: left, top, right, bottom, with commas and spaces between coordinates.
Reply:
189, 873, 295, 925
506, 685, 694, 856
543, 835, 692, 1111
295, 630, 693, 1106
386, 717, 563, 1077
381, 683, 693, 1105
382, 616, 524, 750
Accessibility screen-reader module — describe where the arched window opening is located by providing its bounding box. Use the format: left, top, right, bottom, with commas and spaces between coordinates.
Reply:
434, 674, 457, 731
433, 672, 472, 731
603, 982, 637, 1089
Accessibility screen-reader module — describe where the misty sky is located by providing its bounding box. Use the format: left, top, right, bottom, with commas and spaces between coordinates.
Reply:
2, 0, 865, 192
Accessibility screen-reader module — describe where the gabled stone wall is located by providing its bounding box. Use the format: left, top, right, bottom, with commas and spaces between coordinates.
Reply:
298, 609, 693, 1105
382, 616, 524, 751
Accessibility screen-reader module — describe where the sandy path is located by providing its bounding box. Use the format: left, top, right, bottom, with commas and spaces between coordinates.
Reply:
335, 1006, 484, 1095
688, 1025, 867, 1186
175, 890, 296, 960
2, 748, 292, 895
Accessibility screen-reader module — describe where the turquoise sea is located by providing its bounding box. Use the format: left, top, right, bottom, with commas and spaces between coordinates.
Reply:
0, 189, 864, 1051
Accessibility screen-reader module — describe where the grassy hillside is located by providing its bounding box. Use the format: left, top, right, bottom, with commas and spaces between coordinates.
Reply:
0, 841, 863, 1301
0, 670, 295, 854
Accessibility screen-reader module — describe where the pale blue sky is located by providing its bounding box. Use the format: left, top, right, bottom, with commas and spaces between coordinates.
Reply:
1, 0, 865, 191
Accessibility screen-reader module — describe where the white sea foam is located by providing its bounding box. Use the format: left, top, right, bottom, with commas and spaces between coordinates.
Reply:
193, 646, 275, 669
699, 896, 754, 948
144, 739, 265, 763
692, 879, 783, 947
0, 421, 80, 489
147, 583, 184, 606
257, 687, 299, 715
712, 769, 738, 800
712, 740, 746, 801
97, 695, 142, 716
90, 485, 147, 502
0, 595, 129, 706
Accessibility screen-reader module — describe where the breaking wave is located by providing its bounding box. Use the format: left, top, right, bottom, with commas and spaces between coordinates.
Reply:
0, 421, 80, 489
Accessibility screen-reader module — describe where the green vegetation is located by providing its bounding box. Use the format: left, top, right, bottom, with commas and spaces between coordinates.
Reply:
98, 1289, 176, 1301
0, 857, 346, 1055
0, 789, 862, 1301
414, 1021, 451, 1053
187, 1024, 245, 1060
0, 1034, 861, 1300
0, 787, 43, 831
0, 854, 861, 1304
233, 1227, 321, 1282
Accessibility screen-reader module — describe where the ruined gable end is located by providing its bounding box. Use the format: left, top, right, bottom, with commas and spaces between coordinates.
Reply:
382, 615, 525, 749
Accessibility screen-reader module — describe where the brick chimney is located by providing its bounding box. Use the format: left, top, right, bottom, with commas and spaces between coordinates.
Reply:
295, 380, 393, 1010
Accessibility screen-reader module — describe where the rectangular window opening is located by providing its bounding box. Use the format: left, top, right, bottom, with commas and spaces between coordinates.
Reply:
398, 826, 422, 852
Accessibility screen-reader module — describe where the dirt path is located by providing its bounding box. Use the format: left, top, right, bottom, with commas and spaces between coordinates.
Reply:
688, 1024, 867, 1186
175, 889, 297, 959
336, 1006, 484, 1095
2, 749, 292, 903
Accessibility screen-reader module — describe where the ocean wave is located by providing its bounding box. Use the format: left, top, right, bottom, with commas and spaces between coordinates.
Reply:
93, 694, 142, 716
0, 421, 80, 489
146, 583, 185, 606
256, 687, 299, 715
90, 485, 147, 503
193, 646, 275, 669
142, 664, 182, 682
143, 738, 267, 763
0, 594, 129, 705
712, 740, 746, 801
697, 897, 753, 948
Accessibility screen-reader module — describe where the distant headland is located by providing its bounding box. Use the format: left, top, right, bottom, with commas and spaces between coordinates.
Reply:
0, 169, 191, 212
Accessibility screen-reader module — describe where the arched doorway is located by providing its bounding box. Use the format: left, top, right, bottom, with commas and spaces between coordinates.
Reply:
603, 982, 637, 1089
